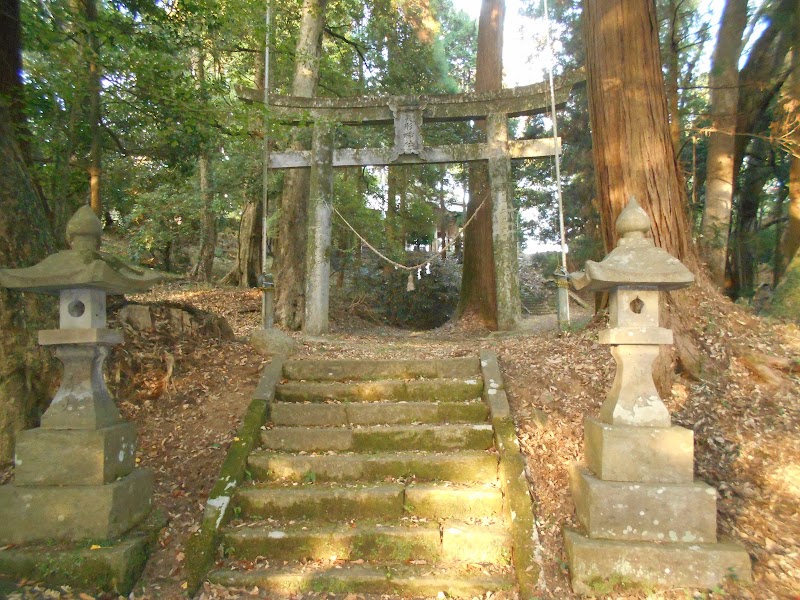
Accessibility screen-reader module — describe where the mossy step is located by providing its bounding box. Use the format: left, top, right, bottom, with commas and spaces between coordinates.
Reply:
223, 521, 512, 564
207, 562, 514, 597
270, 400, 489, 427
406, 483, 504, 519
248, 449, 499, 483
276, 378, 483, 403
234, 483, 405, 521
261, 423, 495, 453
223, 521, 441, 562
283, 357, 480, 382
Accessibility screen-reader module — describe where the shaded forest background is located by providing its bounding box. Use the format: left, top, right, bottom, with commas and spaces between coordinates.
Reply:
2, 0, 798, 306
0, 0, 798, 454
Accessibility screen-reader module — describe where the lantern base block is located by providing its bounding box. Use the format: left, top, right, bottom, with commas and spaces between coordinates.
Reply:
0, 508, 166, 596
564, 529, 751, 594
14, 422, 137, 486
0, 468, 153, 544
584, 417, 694, 483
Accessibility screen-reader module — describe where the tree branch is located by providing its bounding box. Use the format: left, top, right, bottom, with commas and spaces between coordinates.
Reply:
323, 26, 367, 66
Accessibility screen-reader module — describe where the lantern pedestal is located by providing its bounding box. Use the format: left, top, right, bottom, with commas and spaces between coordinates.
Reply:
0, 206, 163, 594
565, 199, 751, 594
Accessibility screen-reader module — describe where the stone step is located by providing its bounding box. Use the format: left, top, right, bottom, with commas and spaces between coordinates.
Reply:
270, 400, 489, 427
276, 378, 483, 403
406, 483, 504, 520
222, 521, 512, 564
234, 483, 405, 521
207, 562, 515, 597
248, 449, 499, 483
261, 423, 495, 453
283, 357, 481, 382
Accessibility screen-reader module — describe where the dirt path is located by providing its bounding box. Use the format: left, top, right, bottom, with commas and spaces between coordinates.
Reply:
3, 284, 798, 600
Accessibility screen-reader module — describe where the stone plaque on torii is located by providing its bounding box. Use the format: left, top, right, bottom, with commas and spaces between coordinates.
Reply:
240, 73, 583, 334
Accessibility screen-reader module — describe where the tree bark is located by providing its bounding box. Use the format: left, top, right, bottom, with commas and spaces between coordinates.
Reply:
779, 1, 800, 277
190, 52, 217, 282
731, 137, 771, 298
83, 0, 103, 217
0, 106, 57, 463
583, 0, 696, 266
700, 0, 748, 288
663, 0, 682, 153
583, 0, 703, 392
275, 0, 327, 330
192, 151, 217, 281
458, 0, 503, 328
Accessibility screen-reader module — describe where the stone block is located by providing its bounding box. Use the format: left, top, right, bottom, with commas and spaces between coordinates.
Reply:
598, 327, 673, 345
570, 467, 717, 543
0, 510, 166, 595
250, 328, 298, 356
608, 289, 659, 329
39, 328, 123, 346
15, 422, 137, 486
0, 468, 153, 544
59, 288, 107, 329
585, 417, 694, 483
564, 529, 752, 594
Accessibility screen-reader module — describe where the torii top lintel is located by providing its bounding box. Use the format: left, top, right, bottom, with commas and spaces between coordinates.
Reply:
239, 71, 584, 125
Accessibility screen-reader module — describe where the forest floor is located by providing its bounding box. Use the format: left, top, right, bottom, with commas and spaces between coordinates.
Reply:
2, 282, 799, 600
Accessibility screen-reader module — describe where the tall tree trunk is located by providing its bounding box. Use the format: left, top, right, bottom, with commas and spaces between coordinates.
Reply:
83, 0, 102, 217
192, 151, 217, 281
583, 0, 696, 266
0, 2, 58, 462
222, 199, 263, 287
190, 52, 217, 282
700, 0, 747, 288
732, 0, 795, 181
583, 0, 704, 392
731, 137, 771, 298
779, 1, 800, 277
275, 0, 327, 330
458, 0, 503, 328
663, 0, 682, 153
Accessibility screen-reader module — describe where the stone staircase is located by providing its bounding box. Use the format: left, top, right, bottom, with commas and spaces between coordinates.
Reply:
520, 286, 555, 316
203, 355, 536, 597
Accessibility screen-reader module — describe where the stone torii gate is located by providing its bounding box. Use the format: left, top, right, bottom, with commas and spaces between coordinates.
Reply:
240, 73, 582, 334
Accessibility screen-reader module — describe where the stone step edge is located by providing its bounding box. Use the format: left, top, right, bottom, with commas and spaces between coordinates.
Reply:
282, 357, 481, 382
275, 379, 484, 403
233, 481, 504, 521
207, 562, 514, 597
221, 521, 512, 563
247, 448, 499, 483
260, 423, 495, 453
269, 400, 489, 427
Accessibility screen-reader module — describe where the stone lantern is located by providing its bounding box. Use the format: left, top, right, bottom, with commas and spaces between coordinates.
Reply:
564, 199, 751, 593
0, 205, 161, 544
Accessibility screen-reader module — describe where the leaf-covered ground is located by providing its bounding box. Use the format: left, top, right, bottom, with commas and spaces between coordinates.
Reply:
2, 283, 798, 600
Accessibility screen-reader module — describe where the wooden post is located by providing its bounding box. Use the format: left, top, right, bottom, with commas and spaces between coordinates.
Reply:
487, 113, 521, 330
303, 122, 334, 335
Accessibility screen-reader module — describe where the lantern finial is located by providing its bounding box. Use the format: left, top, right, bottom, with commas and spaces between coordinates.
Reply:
66, 205, 103, 251
615, 197, 650, 240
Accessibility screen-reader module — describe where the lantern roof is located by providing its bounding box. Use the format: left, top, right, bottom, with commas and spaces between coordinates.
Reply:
0, 205, 162, 295
570, 198, 694, 292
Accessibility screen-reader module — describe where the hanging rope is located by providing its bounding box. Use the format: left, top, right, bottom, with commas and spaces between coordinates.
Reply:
542, 0, 570, 323
332, 194, 488, 273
